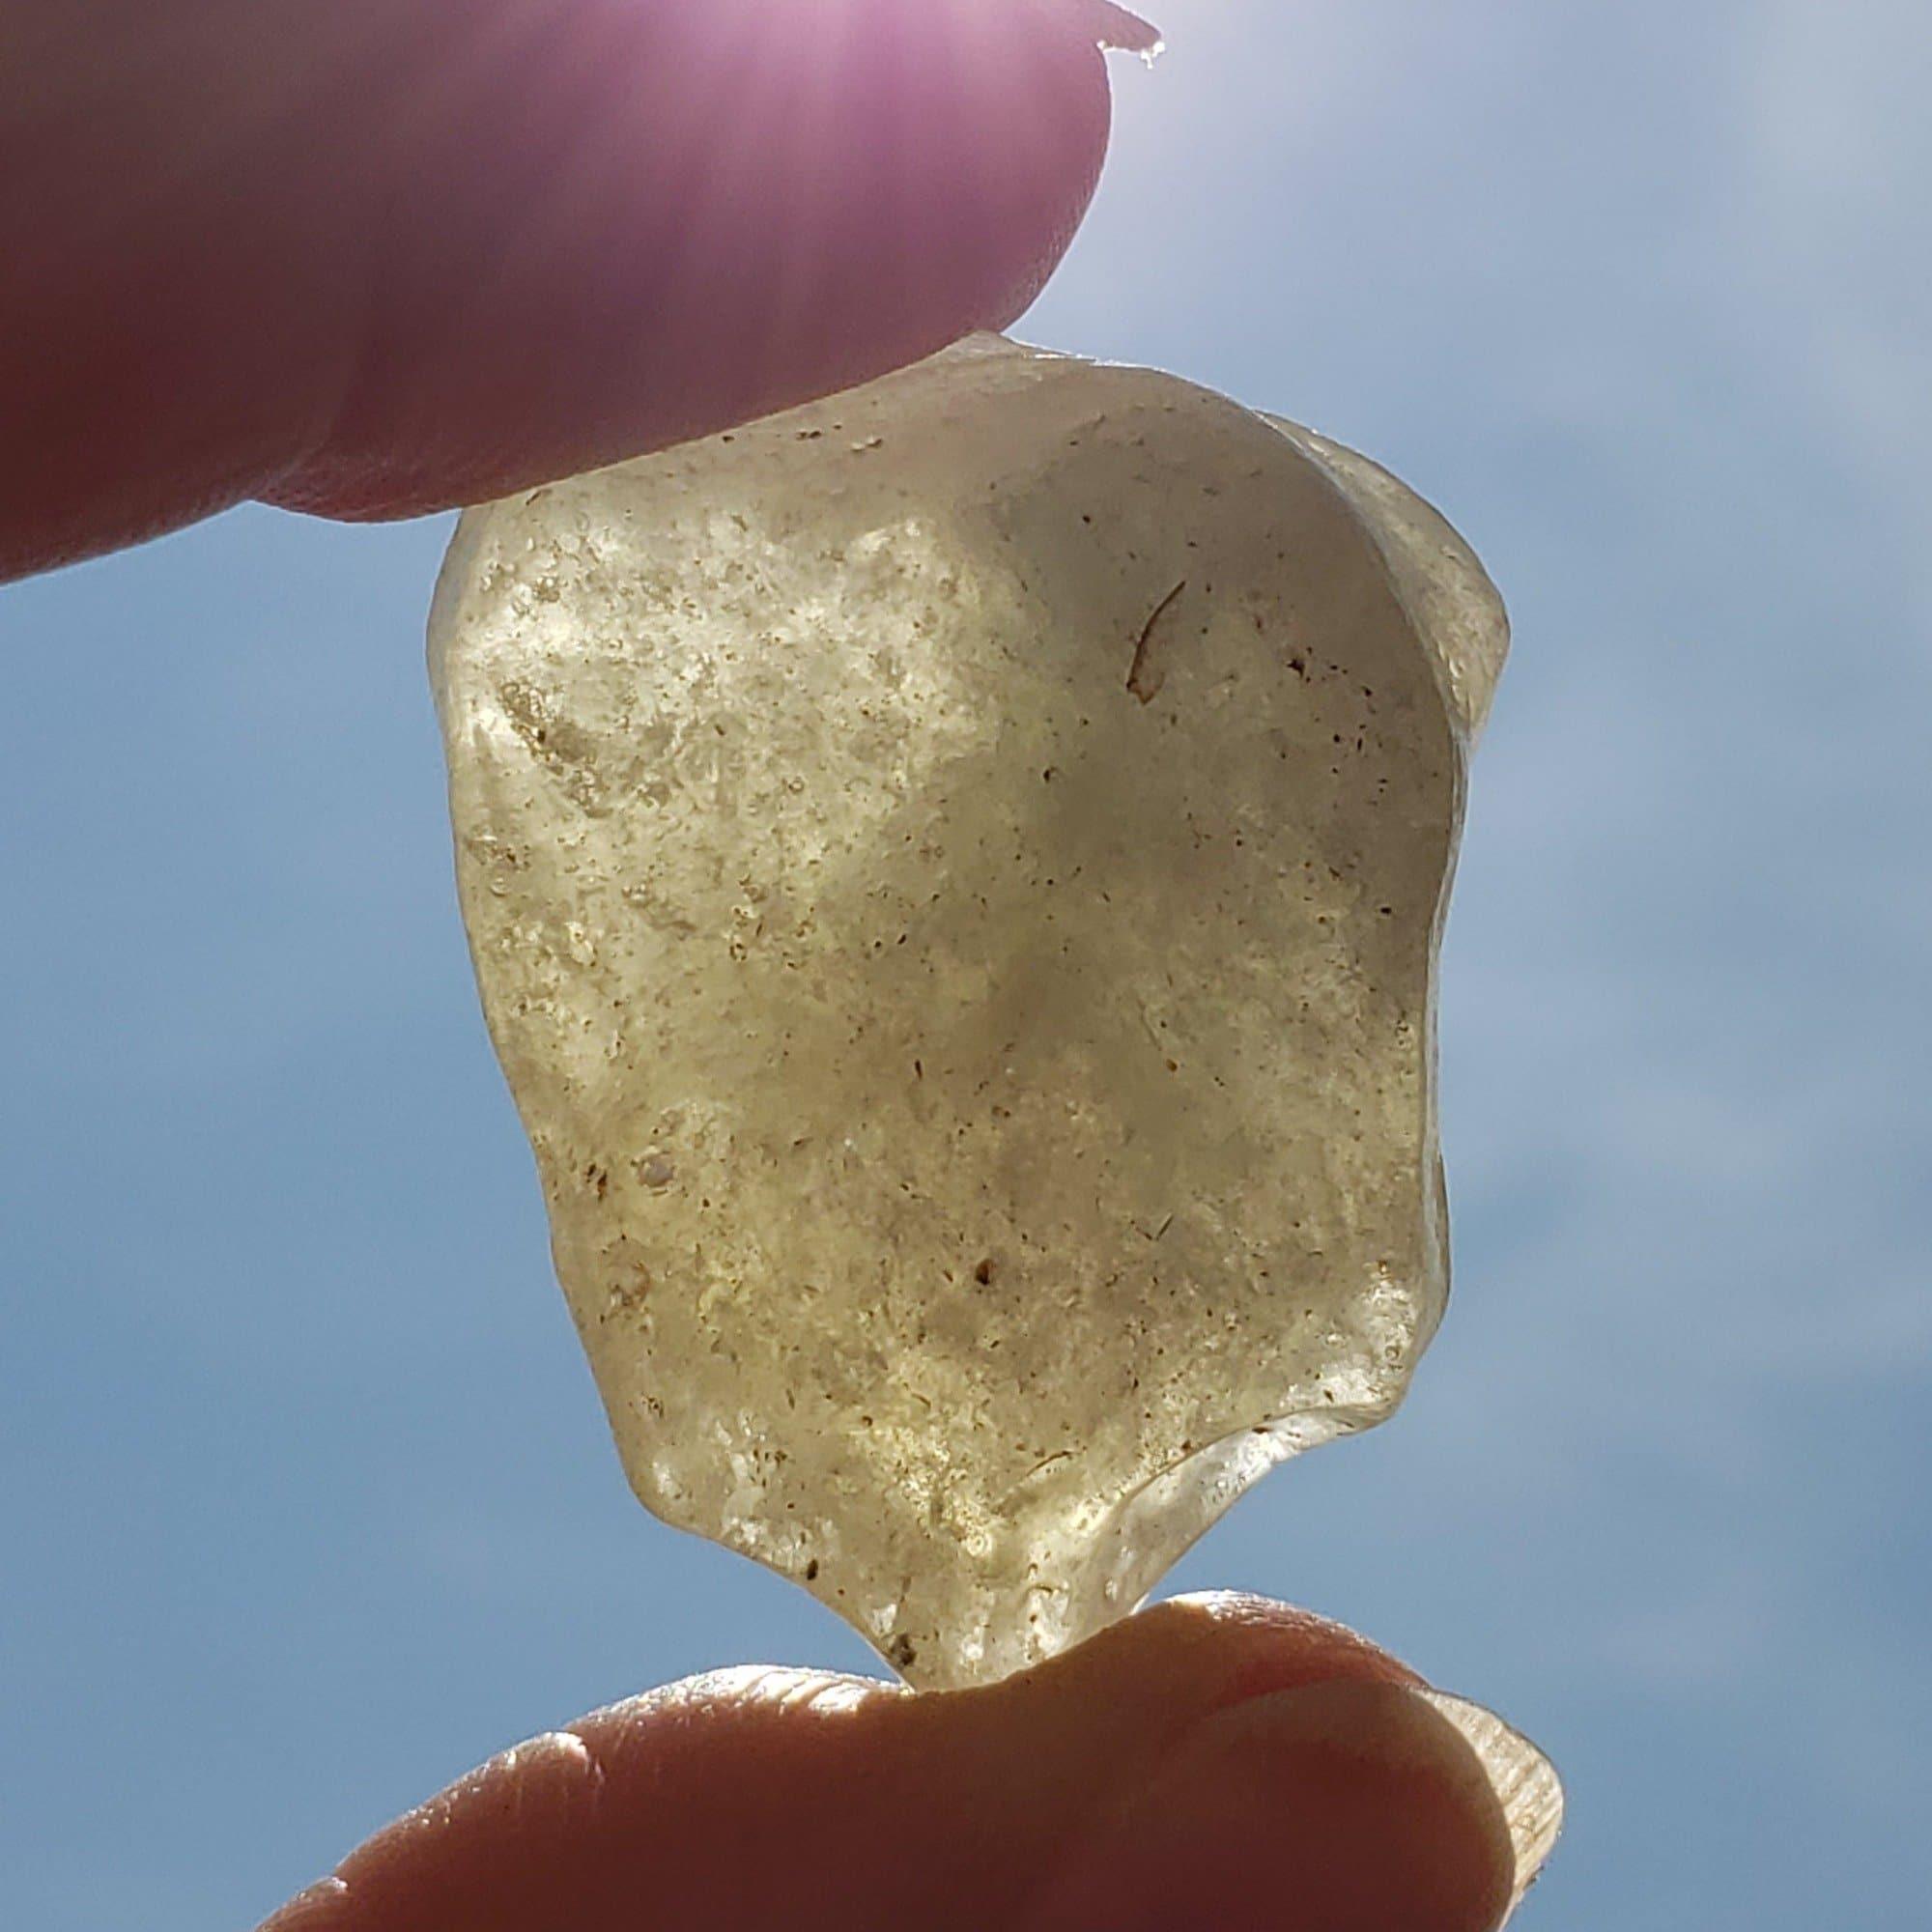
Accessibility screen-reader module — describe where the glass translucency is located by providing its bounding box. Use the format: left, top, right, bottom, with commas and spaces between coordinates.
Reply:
429, 336, 1508, 1689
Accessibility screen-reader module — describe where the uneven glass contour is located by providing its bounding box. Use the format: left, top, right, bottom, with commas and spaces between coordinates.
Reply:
429, 335, 1510, 1691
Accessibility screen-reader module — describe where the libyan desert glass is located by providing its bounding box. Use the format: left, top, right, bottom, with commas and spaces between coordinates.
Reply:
429, 335, 1508, 1690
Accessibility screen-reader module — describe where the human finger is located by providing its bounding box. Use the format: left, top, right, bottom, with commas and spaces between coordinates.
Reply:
2, 0, 1150, 579
260, 1594, 1556, 1932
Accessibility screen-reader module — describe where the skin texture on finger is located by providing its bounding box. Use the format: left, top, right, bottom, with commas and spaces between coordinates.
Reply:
0, 0, 1130, 582
259, 1595, 1516, 1932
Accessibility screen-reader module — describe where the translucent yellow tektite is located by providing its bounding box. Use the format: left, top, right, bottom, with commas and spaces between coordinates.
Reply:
429, 335, 1508, 1690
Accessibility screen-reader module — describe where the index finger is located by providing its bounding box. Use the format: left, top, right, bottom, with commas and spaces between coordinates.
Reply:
1, 0, 1151, 580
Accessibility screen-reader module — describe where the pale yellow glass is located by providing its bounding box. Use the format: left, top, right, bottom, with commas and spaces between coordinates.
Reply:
429, 335, 1509, 1690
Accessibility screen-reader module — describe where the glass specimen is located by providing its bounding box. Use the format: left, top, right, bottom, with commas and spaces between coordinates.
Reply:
429, 334, 1509, 1690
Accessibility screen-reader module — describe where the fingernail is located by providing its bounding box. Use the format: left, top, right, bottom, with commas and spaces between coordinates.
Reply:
1413, 1690, 1565, 1918
1085, 5, 1164, 56
1027, 1678, 1560, 1931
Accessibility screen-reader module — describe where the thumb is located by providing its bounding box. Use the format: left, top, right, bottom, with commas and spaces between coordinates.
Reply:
260, 1596, 1558, 1932
1017, 1677, 1528, 1930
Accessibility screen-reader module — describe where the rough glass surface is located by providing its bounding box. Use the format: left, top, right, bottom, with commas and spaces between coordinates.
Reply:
429, 335, 1508, 1688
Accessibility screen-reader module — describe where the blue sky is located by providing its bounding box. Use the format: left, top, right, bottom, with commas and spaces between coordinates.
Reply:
3, 4, 1927, 1926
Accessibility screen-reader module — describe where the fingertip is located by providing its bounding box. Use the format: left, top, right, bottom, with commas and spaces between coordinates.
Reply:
267, 0, 1122, 522
1023, 1678, 1520, 1932
250, 1604, 1554, 1932
3, 0, 1127, 578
